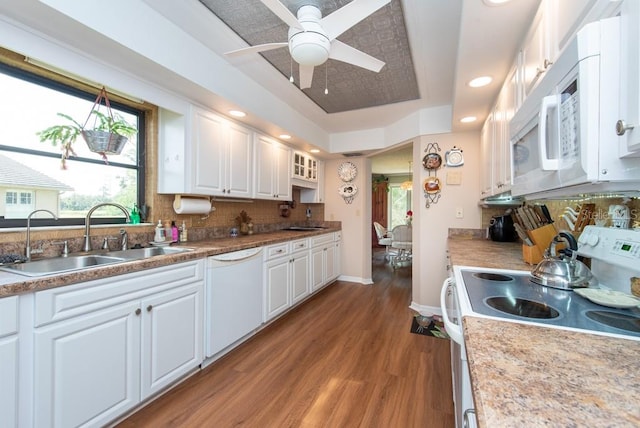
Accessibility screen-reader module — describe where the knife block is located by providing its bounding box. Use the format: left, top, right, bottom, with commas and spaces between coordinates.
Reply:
522, 244, 543, 264
525, 223, 558, 263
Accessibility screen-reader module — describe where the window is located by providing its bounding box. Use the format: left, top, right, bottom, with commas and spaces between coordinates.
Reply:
20, 192, 32, 205
5, 192, 17, 205
388, 184, 412, 229
0, 61, 145, 227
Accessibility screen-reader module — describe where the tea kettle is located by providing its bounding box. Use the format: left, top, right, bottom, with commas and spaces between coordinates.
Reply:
530, 232, 597, 290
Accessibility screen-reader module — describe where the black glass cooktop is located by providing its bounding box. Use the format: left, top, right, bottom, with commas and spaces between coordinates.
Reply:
460, 269, 640, 338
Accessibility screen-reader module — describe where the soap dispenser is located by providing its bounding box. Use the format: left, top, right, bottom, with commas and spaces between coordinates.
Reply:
154, 220, 165, 242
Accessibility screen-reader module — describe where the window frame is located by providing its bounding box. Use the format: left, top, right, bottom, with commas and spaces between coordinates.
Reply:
0, 61, 146, 228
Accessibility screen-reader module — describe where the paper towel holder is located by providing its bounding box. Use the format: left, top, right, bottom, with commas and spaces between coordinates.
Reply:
173, 195, 216, 219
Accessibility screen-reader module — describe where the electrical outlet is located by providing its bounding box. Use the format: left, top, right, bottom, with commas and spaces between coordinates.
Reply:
455, 207, 464, 218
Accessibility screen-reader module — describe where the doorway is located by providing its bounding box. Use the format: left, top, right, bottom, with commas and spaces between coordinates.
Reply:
369, 142, 413, 273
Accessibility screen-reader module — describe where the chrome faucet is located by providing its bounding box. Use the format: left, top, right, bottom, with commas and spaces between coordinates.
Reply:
82, 203, 131, 252
26, 209, 58, 261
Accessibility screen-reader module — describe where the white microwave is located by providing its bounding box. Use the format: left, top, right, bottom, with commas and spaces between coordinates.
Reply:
510, 16, 640, 199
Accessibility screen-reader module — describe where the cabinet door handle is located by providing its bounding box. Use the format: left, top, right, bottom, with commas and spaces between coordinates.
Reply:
147, 305, 153, 312
135, 308, 141, 316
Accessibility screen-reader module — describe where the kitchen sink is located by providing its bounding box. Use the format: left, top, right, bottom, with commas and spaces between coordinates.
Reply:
0, 255, 127, 277
485, 296, 560, 319
104, 246, 193, 260
0, 246, 193, 277
281, 226, 328, 231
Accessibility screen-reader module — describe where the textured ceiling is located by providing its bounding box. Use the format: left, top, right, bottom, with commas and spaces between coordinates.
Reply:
198, 0, 419, 114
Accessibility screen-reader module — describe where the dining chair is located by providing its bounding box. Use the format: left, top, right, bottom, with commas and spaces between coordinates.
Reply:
390, 224, 412, 269
373, 222, 394, 260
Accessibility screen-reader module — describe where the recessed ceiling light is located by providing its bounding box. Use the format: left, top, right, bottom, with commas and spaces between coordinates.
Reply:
460, 116, 477, 123
310, 149, 320, 153
279, 134, 291, 140
483, 0, 512, 6
229, 110, 246, 118
468, 76, 492, 88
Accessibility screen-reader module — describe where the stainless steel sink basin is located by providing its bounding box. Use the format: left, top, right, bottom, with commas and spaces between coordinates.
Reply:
281, 226, 328, 231
0, 255, 127, 277
0, 246, 193, 277
486, 296, 560, 319
104, 246, 193, 260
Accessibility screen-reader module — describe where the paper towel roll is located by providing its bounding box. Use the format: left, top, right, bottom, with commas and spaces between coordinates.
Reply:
173, 196, 212, 214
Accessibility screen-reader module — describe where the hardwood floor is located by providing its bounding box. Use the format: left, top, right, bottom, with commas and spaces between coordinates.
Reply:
116, 251, 454, 428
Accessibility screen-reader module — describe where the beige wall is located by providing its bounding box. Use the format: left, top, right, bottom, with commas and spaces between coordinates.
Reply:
413, 132, 482, 311
324, 157, 372, 284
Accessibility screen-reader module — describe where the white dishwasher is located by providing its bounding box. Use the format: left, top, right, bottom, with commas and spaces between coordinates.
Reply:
205, 247, 263, 358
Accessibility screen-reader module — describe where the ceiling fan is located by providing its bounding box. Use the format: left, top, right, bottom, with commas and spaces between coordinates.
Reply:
225, 0, 391, 89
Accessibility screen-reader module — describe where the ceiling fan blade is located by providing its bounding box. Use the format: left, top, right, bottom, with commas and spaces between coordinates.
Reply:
299, 64, 314, 89
260, 0, 303, 30
225, 42, 288, 57
322, 0, 391, 41
329, 40, 385, 73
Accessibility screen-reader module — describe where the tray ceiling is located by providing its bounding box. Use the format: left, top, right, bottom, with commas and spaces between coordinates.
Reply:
198, 0, 419, 114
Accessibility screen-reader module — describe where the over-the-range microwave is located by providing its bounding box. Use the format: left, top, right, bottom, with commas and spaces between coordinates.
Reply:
510, 16, 640, 199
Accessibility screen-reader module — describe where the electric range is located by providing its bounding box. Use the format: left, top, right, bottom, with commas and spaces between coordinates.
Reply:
452, 226, 640, 341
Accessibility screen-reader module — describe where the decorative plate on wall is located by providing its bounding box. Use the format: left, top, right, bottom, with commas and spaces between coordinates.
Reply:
338, 161, 358, 182
445, 146, 464, 167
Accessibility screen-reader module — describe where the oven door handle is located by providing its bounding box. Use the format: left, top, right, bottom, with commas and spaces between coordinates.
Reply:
440, 277, 464, 345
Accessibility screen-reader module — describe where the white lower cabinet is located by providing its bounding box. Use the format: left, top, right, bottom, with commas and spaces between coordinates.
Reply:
310, 232, 341, 292
33, 260, 204, 428
0, 296, 19, 428
263, 239, 310, 321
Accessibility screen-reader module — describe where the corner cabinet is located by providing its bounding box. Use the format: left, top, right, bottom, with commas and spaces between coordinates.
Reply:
158, 106, 253, 198
32, 260, 204, 428
253, 133, 292, 201
300, 160, 325, 203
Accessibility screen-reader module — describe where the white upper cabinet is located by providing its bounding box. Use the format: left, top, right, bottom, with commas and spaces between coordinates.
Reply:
521, 6, 552, 97
253, 134, 292, 201
618, 0, 640, 156
292, 151, 318, 182
158, 106, 253, 198
300, 160, 325, 203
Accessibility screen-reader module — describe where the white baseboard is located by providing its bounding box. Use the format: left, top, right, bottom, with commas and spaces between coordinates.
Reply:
338, 275, 373, 285
409, 301, 442, 317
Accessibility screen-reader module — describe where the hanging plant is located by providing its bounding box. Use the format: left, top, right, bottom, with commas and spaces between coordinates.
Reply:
372, 175, 389, 192
36, 87, 137, 169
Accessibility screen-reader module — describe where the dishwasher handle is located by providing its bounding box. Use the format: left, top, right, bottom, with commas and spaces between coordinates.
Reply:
440, 277, 464, 345
208, 247, 263, 265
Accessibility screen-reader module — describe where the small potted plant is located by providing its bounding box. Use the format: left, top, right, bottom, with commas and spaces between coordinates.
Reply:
36, 87, 137, 168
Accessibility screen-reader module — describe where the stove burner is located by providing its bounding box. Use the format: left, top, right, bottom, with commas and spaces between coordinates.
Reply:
472, 272, 514, 282
585, 311, 640, 334
486, 296, 560, 319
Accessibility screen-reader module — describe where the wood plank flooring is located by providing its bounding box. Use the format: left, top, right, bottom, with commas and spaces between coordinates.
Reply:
116, 251, 454, 427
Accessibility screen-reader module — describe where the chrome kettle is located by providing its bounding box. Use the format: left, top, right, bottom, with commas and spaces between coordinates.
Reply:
530, 232, 597, 290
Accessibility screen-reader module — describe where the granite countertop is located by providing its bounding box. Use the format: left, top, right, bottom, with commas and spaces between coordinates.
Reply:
0, 227, 340, 297
447, 235, 640, 428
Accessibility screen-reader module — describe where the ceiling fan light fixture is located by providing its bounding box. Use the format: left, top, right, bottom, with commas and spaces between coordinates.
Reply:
289, 33, 330, 66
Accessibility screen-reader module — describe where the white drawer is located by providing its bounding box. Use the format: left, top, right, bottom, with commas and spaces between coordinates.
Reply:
290, 238, 310, 252
0, 295, 18, 337
311, 233, 334, 247
264, 243, 289, 260
35, 260, 204, 327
